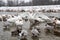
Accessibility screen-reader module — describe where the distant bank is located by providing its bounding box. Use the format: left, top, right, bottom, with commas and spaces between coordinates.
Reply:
0, 5, 60, 12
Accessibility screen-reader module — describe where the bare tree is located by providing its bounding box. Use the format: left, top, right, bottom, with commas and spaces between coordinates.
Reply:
0, 1, 5, 6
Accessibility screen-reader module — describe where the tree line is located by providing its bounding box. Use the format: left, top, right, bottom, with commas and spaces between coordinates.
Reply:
0, 0, 60, 6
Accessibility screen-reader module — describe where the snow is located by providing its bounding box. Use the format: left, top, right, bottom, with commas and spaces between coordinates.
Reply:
0, 5, 60, 12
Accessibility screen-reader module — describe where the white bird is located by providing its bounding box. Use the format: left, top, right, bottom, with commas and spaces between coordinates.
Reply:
28, 13, 45, 23
7, 16, 22, 23
34, 13, 51, 22
52, 17, 60, 24
31, 27, 39, 36
19, 30, 28, 37
15, 19, 23, 26
56, 20, 60, 24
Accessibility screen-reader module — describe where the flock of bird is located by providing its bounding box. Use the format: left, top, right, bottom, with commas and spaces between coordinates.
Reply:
0, 12, 59, 24
0, 12, 51, 25
0, 12, 60, 40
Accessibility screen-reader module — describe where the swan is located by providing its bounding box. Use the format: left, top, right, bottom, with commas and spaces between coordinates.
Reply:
7, 15, 13, 18
2, 14, 7, 21
56, 20, 60, 24
31, 27, 40, 37
7, 18, 17, 23
20, 12, 43, 22
0, 14, 7, 21
34, 13, 51, 21
15, 19, 23, 26
1, 14, 13, 21
34, 17, 45, 22
47, 17, 60, 26
28, 13, 45, 23
19, 30, 28, 38
52, 17, 60, 24
31, 13, 45, 22
7, 16, 22, 23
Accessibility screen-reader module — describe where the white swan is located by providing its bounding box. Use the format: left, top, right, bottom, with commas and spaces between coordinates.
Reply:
29, 13, 45, 22
52, 17, 60, 25
31, 27, 39, 36
56, 20, 60, 24
7, 16, 22, 23
19, 30, 28, 37
15, 19, 23, 26
0, 15, 7, 21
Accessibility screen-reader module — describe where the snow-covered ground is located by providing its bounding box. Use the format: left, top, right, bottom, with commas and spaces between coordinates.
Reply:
0, 5, 60, 11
